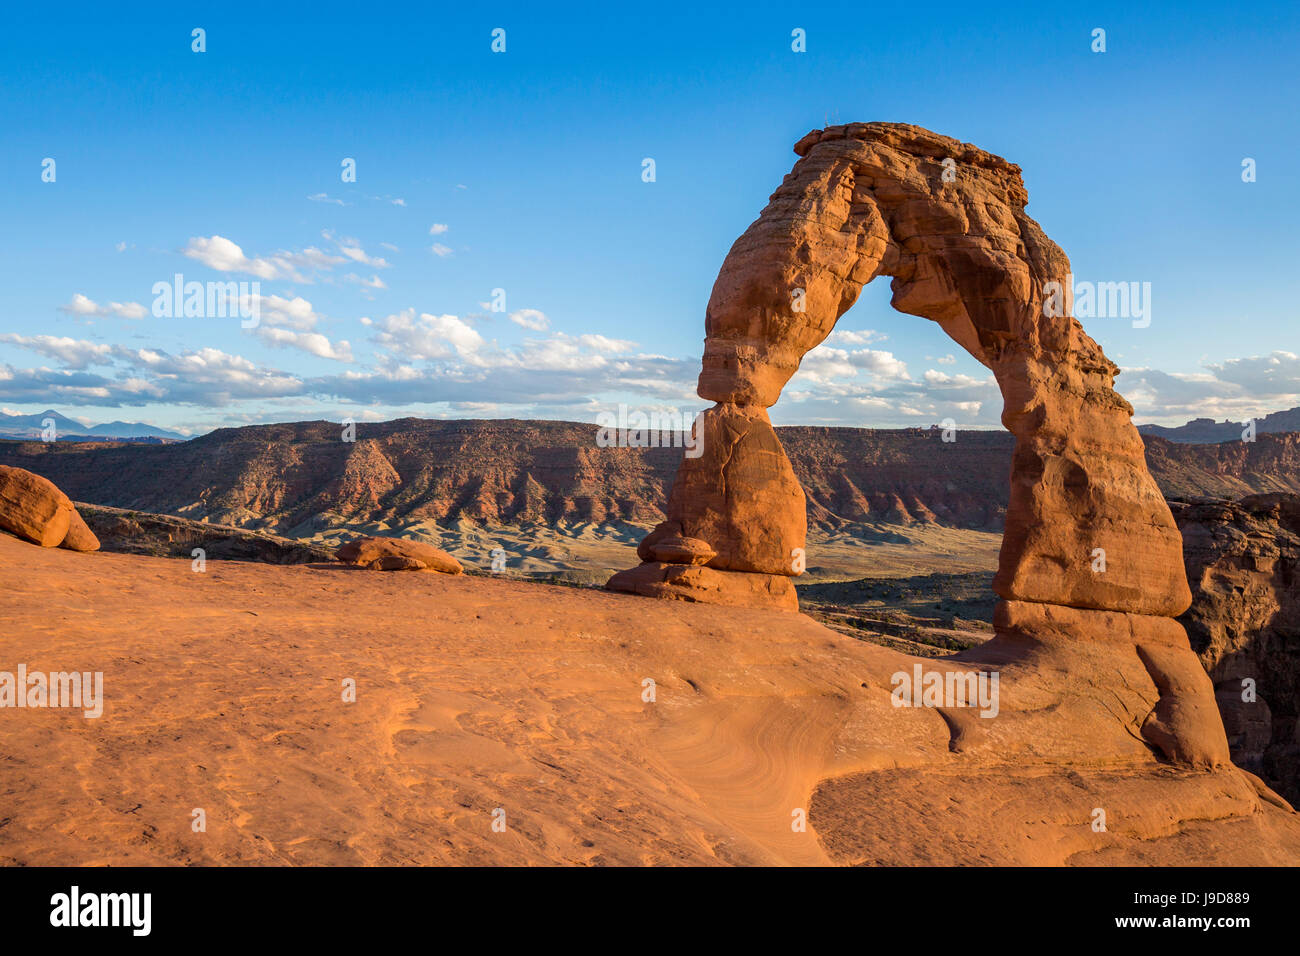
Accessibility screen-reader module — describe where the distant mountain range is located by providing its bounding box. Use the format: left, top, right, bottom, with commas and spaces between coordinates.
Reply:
1138, 405, 1300, 443
6, 403, 1298, 448
0, 409, 187, 442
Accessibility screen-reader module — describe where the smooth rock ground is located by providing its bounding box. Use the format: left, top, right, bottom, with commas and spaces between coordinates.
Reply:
1, 533, 1296, 866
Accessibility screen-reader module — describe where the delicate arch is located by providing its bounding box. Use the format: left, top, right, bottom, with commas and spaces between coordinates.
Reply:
611, 123, 1189, 620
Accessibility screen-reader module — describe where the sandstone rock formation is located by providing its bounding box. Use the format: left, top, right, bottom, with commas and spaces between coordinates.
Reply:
1172, 493, 1300, 804
609, 123, 1235, 772
336, 536, 463, 574
0, 464, 97, 550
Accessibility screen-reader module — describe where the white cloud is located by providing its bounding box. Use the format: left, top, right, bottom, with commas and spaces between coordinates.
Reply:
336, 239, 390, 269
849, 348, 910, 380
0, 334, 114, 369
429, 223, 448, 235
923, 369, 987, 388
793, 347, 857, 384
577, 333, 637, 352
430, 243, 453, 258
308, 193, 347, 206
58, 294, 148, 319
1208, 350, 1300, 396
371, 309, 484, 360
508, 309, 549, 331
826, 329, 886, 346
255, 328, 353, 362
1120, 356, 1300, 426
182, 235, 345, 282
250, 294, 321, 331
61, 294, 100, 315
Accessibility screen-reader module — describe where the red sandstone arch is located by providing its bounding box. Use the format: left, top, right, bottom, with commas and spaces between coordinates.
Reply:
608, 123, 1230, 769
611, 122, 1188, 619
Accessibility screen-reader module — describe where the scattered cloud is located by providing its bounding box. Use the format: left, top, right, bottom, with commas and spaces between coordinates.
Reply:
336, 239, 390, 269
825, 329, 886, 346
1209, 350, 1300, 396
58, 293, 148, 319
508, 309, 549, 331
429, 223, 449, 235
1121, 351, 1300, 425
369, 309, 485, 361
849, 348, 909, 380
182, 235, 344, 282
430, 243, 453, 258
255, 328, 353, 362
0, 334, 114, 369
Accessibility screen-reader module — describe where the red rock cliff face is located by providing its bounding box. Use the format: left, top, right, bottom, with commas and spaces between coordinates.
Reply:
0, 419, 685, 532
1, 423, 1297, 535
1172, 493, 1300, 804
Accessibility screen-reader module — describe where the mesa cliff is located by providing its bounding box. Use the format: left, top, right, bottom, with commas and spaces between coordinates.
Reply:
1, 422, 1296, 536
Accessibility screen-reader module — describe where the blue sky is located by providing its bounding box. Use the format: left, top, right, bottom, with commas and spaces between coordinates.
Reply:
1, 1, 1297, 435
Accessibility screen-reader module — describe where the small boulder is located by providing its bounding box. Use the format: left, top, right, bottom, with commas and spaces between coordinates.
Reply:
336, 536, 462, 575
0, 465, 74, 547
59, 508, 102, 552
648, 535, 717, 566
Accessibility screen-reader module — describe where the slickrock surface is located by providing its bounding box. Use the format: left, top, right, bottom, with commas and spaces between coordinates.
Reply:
1172, 493, 1300, 805
336, 536, 463, 574
0, 534, 1296, 866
